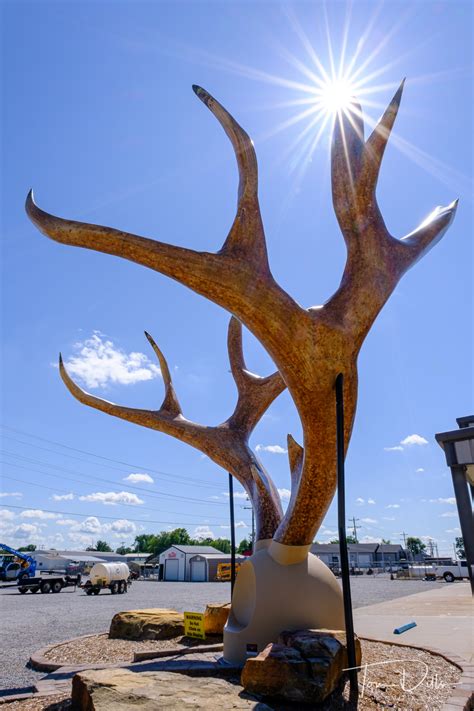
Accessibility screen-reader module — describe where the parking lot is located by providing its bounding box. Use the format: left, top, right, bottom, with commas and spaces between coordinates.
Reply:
0, 576, 443, 692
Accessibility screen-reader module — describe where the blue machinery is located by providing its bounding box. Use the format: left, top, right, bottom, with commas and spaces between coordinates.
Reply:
0, 543, 37, 580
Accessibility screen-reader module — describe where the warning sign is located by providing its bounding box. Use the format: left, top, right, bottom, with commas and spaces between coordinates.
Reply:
184, 611, 206, 640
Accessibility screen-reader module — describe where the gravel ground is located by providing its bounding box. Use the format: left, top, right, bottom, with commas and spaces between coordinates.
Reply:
0, 576, 443, 693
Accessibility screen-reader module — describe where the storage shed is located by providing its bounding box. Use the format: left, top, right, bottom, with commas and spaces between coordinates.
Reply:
158, 545, 222, 581
188, 553, 247, 582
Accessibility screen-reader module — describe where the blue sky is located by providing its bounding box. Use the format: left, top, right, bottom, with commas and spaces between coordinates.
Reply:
1, 1, 472, 555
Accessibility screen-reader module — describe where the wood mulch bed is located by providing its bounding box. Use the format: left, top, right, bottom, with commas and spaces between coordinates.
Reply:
9, 638, 462, 710
42, 632, 217, 665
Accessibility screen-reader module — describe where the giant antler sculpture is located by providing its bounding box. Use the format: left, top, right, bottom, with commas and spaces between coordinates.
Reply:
59, 317, 284, 542
27, 80, 457, 552
27, 82, 457, 660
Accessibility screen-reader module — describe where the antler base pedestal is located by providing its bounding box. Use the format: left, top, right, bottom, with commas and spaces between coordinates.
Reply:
223, 543, 344, 664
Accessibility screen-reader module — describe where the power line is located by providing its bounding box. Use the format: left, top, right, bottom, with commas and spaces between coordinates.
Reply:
0, 473, 238, 522
1, 503, 243, 528
0, 424, 222, 490
1, 434, 222, 491
1, 453, 228, 507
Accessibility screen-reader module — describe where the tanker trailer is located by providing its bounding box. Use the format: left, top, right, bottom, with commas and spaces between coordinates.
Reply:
82, 562, 131, 595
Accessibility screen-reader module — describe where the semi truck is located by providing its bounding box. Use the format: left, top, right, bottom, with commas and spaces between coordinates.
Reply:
17, 573, 81, 594
0, 543, 36, 581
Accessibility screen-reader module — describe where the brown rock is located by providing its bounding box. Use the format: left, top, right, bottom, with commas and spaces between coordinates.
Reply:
72, 668, 271, 710
203, 603, 231, 635
242, 629, 361, 704
109, 609, 184, 640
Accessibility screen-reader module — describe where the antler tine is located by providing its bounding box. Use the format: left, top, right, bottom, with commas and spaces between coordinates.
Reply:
287, 434, 304, 489
226, 317, 285, 433
193, 85, 257, 203
59, 354, 164, 431
400, 200, 459, 268
364, 78, 405, 184
144, 331, 182, 417
193, 86, 269, 266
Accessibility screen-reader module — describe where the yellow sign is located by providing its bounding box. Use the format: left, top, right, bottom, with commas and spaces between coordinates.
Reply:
184, 611, 206, 640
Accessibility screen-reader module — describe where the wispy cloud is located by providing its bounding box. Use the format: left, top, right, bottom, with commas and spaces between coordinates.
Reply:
440, 511, 457, 518
361, 517, 378, 524
355, 497, 365, 504
386, 504, 400, 509
278, 488, 291, 501
123, 473, 154, 484
193, 525, 215, 539
0, 492, 23, 499
383, 516, 396, 521
78, 491, 144, 505
255, 444, 288, 454
20, 509, 61, 520
416, 468, 425, 473
445, 527, 461, 534
367, 498, 376, 505
384, 433, 428, 452
429, 497, 456, 505
61, 332, 161, 389
52, 493, 75, 501
222, 491, 248, 500
220, 520, 248, 529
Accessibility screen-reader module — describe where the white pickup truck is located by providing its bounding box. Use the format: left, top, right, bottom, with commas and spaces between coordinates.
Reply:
434, 560, 470, 582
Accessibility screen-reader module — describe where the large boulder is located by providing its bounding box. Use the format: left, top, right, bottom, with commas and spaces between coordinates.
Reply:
241, 629, 361, 704
109, 609, 184, 640
203, 603, 231, 635
72, 668, 272, 710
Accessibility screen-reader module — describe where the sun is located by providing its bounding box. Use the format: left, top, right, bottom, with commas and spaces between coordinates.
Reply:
318, 78, 356, 114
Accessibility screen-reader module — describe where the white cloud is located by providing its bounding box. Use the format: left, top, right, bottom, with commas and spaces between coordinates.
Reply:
194, 525, 215, 539
429, 497, 456, 505
386, 504, 400, 509
20, 509, 61, 520
361, 518, 378, 524
52, 493, 75, 501
355, 497, 365, 504
416, 468, 425, 473
440, 511, 458, 518
384, 446, 404, 452
0, 509, 15, 521
321, 529, 338, 537
0, 492, 22, 499
445, 528, 461, 534
278, 488, 291, 502
222, 491, 248, 500
401, 434, 428, 446
75, 516, 103, 534
110, 519, 137, 534
11, 523, 42, 539
255, 444, 288, 454
123, 473, 154, 484
62, 332, 161, 389
220, 520, 248, 530
79, 491, 144, 505
360, 535, 382, 543
56, 519, 78, 526
383, 516, 396, 521
367, 498, 376, 505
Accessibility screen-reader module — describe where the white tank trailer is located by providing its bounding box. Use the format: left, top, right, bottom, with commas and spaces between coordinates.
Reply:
82, 562, 131, 596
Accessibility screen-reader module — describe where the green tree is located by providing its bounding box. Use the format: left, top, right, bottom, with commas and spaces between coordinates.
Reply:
406, 537, 426, 557
116, 545, 133, 555
133, 534, 158, 553
18, 544, 36, 552
238, 538, 251, 554
87, 540, 112, 552
329, 536, 358, 544
381, 538, 391, 544
197, 537, 231, 553
134, 528, 192, 556
455, 537, 465, 559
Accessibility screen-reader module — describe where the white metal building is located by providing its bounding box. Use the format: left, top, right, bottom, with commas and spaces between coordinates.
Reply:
158, 545, 224, 581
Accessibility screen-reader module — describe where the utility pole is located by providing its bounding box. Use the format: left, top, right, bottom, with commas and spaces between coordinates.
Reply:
348, 516, 361, 543
400, 532, 410, 562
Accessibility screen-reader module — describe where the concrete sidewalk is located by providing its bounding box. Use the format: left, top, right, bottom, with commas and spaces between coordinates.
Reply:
354, 581, 473, 662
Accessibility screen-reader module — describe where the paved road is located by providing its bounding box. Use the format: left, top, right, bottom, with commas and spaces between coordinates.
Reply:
0, 576, 443, 692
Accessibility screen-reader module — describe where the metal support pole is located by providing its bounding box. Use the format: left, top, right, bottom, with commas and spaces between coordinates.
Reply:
450, 464, 474, 595
228, 472, 236, 595
335, 373, 359, 700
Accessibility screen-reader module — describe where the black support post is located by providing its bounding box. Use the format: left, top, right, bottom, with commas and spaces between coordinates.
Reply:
228, 472, 236, 595
335, 373, 359, 701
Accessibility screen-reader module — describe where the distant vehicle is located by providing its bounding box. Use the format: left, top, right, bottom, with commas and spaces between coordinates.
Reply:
81, 562, 131, 595
0, 544, 36, 581
216, 562, 241, 582
17, 573, 81, 594
434, 560, 470, 583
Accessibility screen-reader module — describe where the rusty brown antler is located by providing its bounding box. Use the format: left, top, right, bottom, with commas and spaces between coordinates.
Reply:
27, 81, 457, 551
59, 317, 284, 541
